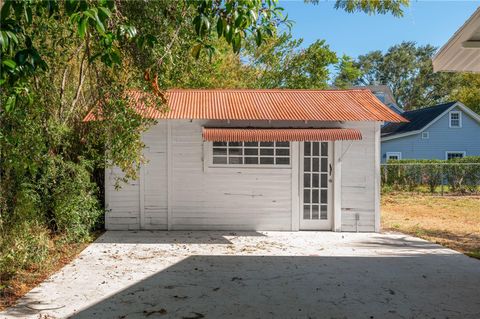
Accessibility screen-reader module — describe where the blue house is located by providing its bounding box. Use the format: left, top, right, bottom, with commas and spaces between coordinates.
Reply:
381, 101, 480, 162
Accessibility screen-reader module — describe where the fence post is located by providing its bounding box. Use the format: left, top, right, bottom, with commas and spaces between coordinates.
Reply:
441, 165, 444, 196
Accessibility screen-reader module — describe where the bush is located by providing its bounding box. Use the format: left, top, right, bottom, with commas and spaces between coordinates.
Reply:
422, 163, 443, 193
0, 156, 102, 281
0, 221, 51, 279
381, 157, 480, 194
448, 156, 480, 194
47, 159, 102, 242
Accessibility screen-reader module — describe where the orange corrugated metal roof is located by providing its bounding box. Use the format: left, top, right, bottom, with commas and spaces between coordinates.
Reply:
83, 89, 407, 122
202, 128, 362, 142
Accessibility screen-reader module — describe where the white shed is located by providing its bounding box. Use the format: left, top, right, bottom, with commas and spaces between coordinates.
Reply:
86, 89, 405, 232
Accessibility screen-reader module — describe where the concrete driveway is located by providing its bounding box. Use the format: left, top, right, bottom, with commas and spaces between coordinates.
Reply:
1, 231, 479, 319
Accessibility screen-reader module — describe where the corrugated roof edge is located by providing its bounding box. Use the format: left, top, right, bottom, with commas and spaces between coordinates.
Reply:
166, 88, 372, 92
202, 127, 363, 142
83, 88, 408, 123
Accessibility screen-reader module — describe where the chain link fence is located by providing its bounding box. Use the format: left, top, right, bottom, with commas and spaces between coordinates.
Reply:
381, 160, 480, 195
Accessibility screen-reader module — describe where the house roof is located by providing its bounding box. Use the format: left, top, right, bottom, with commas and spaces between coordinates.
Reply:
83, 89, 407, 123
433, 7, 480, 72
382, 102, 457, 137
351, 85, 403, 115
202, 128, 362, 142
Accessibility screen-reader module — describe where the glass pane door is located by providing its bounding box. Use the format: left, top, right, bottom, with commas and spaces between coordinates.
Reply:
300, 142, 332, 230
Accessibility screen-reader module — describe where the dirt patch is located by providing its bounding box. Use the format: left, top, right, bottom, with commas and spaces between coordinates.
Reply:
382, 193, 480, 258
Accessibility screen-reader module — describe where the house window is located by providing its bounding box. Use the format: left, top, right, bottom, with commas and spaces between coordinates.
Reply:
446, 151, 465, 160
386, 152, 402, 160
449, 111, 462, 128
212, 141, 290, 166
421, 131, 429, 139
373, 91, 386, 103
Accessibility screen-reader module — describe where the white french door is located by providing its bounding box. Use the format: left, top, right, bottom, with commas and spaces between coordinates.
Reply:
299, 142, 333, 230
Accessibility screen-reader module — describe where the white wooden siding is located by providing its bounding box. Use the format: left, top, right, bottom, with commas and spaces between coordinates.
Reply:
169, 121, 292, 230
105, 120, 378, 232
105, 167, 140, 230
340, 122, 377, 232
105, 122, 168, 230
143, 122, 168, 229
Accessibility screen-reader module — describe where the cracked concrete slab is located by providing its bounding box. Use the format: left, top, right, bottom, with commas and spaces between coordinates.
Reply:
1, 231, 479, 319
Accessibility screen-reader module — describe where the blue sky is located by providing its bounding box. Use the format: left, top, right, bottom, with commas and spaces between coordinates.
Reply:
280, 1, 479, 58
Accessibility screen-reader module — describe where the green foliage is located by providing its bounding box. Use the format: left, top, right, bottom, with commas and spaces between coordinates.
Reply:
449, 73, 480, 115
333, 0, 409, 17
381, 158, 480, 194
245, 33, 355, 89
41, 158, 102, 241
423, 164, 443, 193
0, 220, 51, 278
0, 0, 118, 98
0, 91, 103, 240
445, 157, 480, 194
283, 39, 338, 89
334, 55, 362, 89
350, 41, 462, 110
344, 41, 480, 112
307, 0, 409, 17
0, 0, 289, 112
159, 39, 258, 89
189, 0, 290, 56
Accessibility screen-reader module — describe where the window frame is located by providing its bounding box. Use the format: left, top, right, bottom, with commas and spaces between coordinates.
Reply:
373, 91, 386, 103
386, 152, 402, 161
449, 111, 462, 128
421, 131, 429, 139
445, 151, 466, 160
207, 141, 292, 169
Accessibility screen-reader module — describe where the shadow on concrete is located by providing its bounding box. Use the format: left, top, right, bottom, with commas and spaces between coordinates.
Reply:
57, 254, 480, 318
95, 230, 267, 245
354, 234, 446, 250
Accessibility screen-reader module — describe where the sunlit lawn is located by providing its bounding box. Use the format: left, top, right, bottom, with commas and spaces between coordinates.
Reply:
382, 193, 480, 259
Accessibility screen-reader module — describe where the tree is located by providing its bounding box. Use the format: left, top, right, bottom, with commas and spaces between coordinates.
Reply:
245, 33, 359, 89
0, 1, 288, 108
333, 55, 362, 89
350, 41, 462, 110
282, 39, 338, 89
308, 0, 409, 17
449, 73, 480, 114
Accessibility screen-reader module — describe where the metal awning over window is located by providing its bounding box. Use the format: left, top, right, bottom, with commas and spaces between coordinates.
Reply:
202, 128, 362, 142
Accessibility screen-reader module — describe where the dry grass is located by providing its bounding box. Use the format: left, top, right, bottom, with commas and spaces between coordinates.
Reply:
382, 193, 480, 259
0, 233, 101, 311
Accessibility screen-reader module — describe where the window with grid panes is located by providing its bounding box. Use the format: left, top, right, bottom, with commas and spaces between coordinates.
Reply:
449, 111, 461, 128
212, 141, 290, 166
